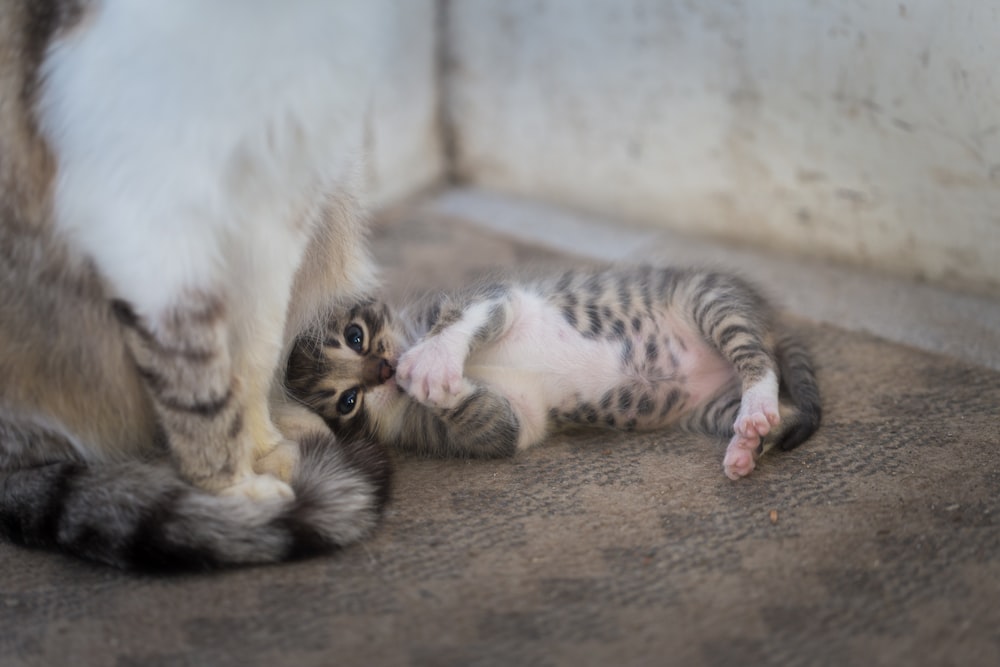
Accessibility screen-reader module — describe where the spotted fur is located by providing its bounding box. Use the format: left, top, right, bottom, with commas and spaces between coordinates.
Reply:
287, 265, 821, 479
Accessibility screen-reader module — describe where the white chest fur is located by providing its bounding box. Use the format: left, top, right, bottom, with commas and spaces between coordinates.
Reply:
38, 1, 380, 317
467, 290, 625, 419
465, 288, 739, 445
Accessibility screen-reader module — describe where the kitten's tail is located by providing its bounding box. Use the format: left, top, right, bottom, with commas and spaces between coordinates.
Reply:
0, 433, 390, 570
773, 333, 822, 451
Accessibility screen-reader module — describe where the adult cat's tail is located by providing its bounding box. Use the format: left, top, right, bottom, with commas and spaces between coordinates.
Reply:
773, 333, 822, 451
0, 433, 390, 570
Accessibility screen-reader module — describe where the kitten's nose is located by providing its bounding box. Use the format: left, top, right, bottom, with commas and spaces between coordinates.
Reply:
378, 359, 395, 383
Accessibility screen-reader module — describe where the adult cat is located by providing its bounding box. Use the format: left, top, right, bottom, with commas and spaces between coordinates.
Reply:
0, 1, 390, 569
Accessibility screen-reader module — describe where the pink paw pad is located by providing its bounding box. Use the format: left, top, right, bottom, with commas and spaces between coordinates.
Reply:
734, 410, 779, 439
396, 336, 467, 408
734, 376, 780, 439
723, 433, 759, 480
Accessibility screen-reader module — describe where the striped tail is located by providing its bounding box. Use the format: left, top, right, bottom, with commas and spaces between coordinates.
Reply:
773, 333, 822, 451
0, 433, 390, 571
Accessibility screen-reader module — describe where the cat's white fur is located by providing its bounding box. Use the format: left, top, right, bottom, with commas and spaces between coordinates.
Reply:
400, 286, 783, 477
37, 1, 383, 498
40, 1, 378, 320
465, 291, 625, 449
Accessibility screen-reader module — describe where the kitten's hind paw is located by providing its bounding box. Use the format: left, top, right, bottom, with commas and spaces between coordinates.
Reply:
734, 372, 781, 439
220, 473, 295, 502
722, 432, 760, 480
734, 410, 778, 439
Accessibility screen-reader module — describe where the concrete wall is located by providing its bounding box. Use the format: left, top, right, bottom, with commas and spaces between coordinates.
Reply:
445, 0, 1000, 294
361, 0, 444, 209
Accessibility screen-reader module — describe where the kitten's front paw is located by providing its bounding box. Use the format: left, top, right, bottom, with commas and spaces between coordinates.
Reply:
397, 336, 470, 409
220, 473, 295, 502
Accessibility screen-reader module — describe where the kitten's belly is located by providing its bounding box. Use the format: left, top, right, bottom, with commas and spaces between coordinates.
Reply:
465, 291, 737, 434
465, 291, 625, 434
659, 314, 739, 411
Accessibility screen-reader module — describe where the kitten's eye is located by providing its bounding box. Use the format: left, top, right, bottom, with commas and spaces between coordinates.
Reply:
344, 324, 364, 352
337, 388, 360, 415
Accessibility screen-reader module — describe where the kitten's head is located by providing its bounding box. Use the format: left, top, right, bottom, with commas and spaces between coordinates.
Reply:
286, 299, 406, 441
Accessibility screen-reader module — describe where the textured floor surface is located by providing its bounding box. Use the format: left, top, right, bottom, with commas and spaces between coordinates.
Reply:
2, 206, 998, 667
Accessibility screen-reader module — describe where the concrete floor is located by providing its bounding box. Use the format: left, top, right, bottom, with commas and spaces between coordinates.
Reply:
3, 189, 998, 667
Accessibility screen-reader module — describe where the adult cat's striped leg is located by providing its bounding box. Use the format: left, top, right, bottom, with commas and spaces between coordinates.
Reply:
41, 74, 296, 501
397, 288, 516, 409
113, 294, 290, 500
680, 272, 781, 478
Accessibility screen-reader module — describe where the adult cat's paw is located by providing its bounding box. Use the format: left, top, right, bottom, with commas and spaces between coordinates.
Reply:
220, 473, 295, 502
253, 439, 300, 483
397, 335, 471, 409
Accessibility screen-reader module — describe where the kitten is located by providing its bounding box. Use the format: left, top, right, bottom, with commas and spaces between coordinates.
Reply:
0, 1, 390, 569
286, 265, 821, 480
